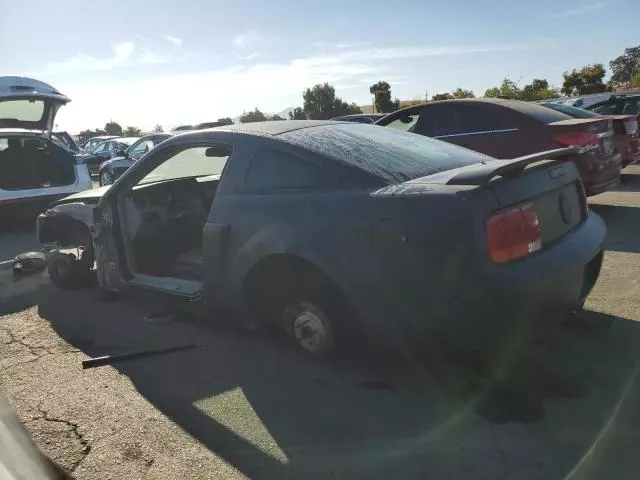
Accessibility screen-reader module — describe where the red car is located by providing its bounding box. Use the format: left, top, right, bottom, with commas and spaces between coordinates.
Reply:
375, 98, 622, 195
541, 101, 640, 167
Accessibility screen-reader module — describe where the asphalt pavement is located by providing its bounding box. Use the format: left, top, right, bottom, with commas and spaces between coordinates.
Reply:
1, 168, 640, 479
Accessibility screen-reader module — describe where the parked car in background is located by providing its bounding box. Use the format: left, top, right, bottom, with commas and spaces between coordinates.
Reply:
82, 137, 139, 176
0, 76, 92, 216
540, 101, 640, 168
52, 131, 80, 153
37, 121, 604, 358
375, 98, 621, 195
330, 113, 386, 124
82, 135, 117, 152
171, 125, 193, 132
586, 94, 640, 118
98, 133, 173, 185
556, 94, 613, 110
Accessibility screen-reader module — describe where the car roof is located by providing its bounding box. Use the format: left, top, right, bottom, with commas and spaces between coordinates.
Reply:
386, 97, 572, 120
206, 120, 349, 137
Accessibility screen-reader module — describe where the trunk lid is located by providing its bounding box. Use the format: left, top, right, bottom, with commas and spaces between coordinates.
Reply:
0, 77, 70, 131
398, 148, 586, 253
548, 117, 615, 158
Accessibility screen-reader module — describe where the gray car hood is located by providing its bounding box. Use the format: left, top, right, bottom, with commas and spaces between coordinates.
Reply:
51, 186, 110, 206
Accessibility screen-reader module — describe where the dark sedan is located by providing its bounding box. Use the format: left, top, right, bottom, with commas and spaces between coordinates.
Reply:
98, 133, 173, 185
38, 121, 604, 359
375, 98, 622, 195
82, 137, 139, 176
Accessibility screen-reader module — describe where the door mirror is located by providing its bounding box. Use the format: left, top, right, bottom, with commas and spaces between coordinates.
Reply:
116, 149, 128, 157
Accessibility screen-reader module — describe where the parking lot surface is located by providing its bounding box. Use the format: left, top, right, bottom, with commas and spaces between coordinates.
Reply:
1, 168, 640, 479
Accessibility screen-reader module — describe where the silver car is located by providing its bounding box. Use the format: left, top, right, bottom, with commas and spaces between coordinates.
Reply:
0, 76, 92, 216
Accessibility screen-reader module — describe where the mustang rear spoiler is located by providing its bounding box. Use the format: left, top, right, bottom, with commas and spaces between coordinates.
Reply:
445, 147, 579, 186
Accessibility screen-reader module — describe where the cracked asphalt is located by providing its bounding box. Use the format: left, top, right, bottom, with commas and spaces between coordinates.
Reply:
1, 167, 640, 479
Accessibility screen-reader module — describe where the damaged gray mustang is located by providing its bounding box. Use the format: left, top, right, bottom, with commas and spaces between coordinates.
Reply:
36, 120, 606, 357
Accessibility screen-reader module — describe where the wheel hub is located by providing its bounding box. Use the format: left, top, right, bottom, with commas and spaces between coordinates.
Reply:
293, 308, 326, 353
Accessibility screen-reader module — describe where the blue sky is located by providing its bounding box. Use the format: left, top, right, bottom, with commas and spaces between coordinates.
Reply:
3, 0, 638, 132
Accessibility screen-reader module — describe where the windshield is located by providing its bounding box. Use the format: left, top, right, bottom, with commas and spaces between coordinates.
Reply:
138, 145, 230, 185
280, 123, 490, 184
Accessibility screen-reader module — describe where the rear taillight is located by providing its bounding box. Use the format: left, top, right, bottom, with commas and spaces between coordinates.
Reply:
486, 202, 541, 264
624, 119, 638, 135
554, 132, 599, 151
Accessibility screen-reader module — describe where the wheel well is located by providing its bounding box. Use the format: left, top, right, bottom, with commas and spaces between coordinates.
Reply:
243, 254, 346, 322
43, 216, 95, 264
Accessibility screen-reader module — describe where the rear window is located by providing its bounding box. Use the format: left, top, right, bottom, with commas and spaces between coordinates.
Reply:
502, 100, 571, 124
0, 99, 45, 122
541, 103, 599, 119
278, 123, 490, 184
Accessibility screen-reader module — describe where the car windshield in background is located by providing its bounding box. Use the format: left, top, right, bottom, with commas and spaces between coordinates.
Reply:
279, 123, 491, 184
543, 103, 599, 118
0, 99, 45, 122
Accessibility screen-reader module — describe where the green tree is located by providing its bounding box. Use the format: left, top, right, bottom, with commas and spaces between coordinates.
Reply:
216, 117, 234, 126
152, 124, 163, 133
519, 79, 560, 100
123, 126, 142, 137
78, 129, 106, 144
270, 114, 285, 121
632, 72, 640, 87
431, 93, 454, 101
483, 79, 521, 99
239, 108, 267, 123
451, 88, 475, 99
369, 81, 396, 113
609, 46, 640, 87
302, 83, 362, 119
288, 107, 306, 120
562, 65, 607, 96
104, 121, 123, 136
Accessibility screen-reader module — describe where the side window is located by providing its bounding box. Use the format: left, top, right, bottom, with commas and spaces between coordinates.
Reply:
93, 142, 108, 153
592, 103, 617, 115
622, 99, 640, 115
385, 111, 420, 132
129, 140, 153, 156
243, 149, 332, 192
415, 107, 466, 137
417, 105, 516, 138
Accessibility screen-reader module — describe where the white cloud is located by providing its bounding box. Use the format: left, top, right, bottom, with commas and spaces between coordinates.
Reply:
164, 34, 182, 46
238, 52, 260, 61
233, 31, 264, 48
39, 41, 169, 74
51, 42, 536, 132
550, 1, 616, 18
312, 41, 370, 49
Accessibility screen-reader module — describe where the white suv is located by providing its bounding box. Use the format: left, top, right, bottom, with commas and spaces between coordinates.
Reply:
0, 76, 92, 216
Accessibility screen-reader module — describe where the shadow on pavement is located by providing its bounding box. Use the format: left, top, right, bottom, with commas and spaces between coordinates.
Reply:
33, 283, 640, 479
590, 204, 640, 254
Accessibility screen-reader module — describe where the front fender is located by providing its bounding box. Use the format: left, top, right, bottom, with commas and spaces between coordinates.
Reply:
36, 202, 96, 245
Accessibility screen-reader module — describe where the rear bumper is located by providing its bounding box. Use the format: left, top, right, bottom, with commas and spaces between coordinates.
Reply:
574, 152, 622, 196
354, 211, 606, 355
